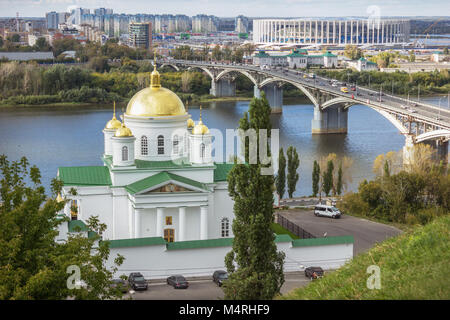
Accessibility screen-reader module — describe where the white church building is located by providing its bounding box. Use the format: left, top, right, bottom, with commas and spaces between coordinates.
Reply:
57, 64, 234, 243
55, 64, 353, 279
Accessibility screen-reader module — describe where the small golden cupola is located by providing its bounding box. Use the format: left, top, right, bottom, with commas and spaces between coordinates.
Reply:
114, 117, 133, 137
105, 102, 122, 130
186, 101, 195, 129
192, 105, 209, 135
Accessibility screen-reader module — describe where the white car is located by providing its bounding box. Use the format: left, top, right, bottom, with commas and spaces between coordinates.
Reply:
314, 205, 341, 219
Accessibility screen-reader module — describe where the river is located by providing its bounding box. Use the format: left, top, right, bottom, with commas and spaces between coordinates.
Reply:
0, 96, 447, 197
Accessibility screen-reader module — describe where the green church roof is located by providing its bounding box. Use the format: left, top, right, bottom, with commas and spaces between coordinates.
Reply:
58, 166, 112, 186
292, 235, 354, 247
214, 162, 234, 182
125, 171, 208, 194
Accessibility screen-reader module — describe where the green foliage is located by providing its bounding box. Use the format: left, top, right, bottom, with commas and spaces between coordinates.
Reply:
270, 223, 299, 240
340, 163, 449, 225
286, 146, 299, 198
344, 45, 363, 60
336, 164, 343, 196
281, 215, 450, 300
224, 93, 285, 300
322, 160, 334, 196
275, 148, 286, 200
312, 161, 320, 197
0, 155, 124, 300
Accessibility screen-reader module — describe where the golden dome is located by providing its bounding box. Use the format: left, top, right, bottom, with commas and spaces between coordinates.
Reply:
56, 193, 64, 203
105, 102, 121, 130
125, 61, 185, 117
192, 105, 209, 135
192, 120, 210, 135
114, 121, 133, 137
185, 101, 194, 128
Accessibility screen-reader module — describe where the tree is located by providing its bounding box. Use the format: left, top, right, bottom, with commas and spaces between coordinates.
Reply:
181, 71, 193, 93
312, 160, 320, 197
286, 146, 299, 198
336, 163, 343, 195
0, 155, 125, 300
212, 45, 222, 61
275, 148, 286, 200
384, 160, 390, 177
344, 44, 362, 60
0, 36, 3, 48
224, 93, 285, 300
322, 160, 334, 196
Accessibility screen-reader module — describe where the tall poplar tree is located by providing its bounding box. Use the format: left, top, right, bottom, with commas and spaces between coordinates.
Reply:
286, 146, 300, 198
323, 160, 334, 196
312, 160, 320, 197
336, 163, 343, 196
224, 93, 285, 300
275, 148, 286, 200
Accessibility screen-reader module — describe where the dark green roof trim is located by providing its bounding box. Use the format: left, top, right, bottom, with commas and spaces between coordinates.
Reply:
254, 51, 270, 57
135, 158, 194, 169
68, 220, 89, 232
107, 237, 167, 248
274, 234, 293, 243
125, 171, 208, 194
58, 166, 112, 186
166, 237, 233, 250
214, 162, 234, 182
292, 235, 354, 247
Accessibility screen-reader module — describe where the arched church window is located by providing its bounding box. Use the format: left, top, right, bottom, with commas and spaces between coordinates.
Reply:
221, 218, 229, 237
141, 136, 148, 155
200, 143, 205, 158
70, 200, 78, 221
158, 135, 164, 155
173, 135, 179, 155
122, 146, 128, 161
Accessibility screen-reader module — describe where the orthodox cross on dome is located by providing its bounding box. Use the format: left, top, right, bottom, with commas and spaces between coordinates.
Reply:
150, 49, 161, 88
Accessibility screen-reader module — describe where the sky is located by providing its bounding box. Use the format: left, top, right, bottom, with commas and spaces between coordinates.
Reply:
0, 0, 449, 18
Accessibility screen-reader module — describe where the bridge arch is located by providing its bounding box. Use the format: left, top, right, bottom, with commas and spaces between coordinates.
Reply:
186, 66, 215, 80
258, 77, 320, 108
159, 63, 179, 71
216, 69, 258, 86
415, 129, 450, 143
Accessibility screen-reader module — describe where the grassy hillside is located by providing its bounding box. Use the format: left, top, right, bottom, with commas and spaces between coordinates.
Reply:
281, 215, 450, 299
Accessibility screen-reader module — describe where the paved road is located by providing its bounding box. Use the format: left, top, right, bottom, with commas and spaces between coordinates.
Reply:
129, 272, 310, 300
277, 209, 402, 255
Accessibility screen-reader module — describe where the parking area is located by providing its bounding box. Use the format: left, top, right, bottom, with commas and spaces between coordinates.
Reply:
128, 272, 310, 300
277, 209, 402, 255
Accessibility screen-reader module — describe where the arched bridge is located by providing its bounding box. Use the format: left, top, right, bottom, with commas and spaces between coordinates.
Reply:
160, 59, 450, 161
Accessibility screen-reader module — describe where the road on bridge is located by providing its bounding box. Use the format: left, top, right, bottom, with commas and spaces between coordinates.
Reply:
167, 59, 450, 132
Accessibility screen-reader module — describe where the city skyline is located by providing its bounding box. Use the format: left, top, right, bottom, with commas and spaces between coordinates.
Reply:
0, 0, 449, 18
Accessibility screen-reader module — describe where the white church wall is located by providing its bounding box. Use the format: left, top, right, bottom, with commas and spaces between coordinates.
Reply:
185, 207, 201, 241
112, 189, 130, 240
107, 240, 353, 279
211, 184, 235, 238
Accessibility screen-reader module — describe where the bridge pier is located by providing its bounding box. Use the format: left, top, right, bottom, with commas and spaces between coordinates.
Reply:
403, 137, 449, 166
311, 106, 348, 134
254, 84, 283, 113
210, 79, 236, 97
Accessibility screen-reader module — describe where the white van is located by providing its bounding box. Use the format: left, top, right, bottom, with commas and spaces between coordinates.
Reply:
314, 205, 341, 219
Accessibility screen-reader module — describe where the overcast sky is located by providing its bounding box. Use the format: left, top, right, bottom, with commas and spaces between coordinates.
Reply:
0, 0, 448, 17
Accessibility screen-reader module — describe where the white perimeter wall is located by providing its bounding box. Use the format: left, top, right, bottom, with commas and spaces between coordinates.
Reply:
107, 241, 353, 279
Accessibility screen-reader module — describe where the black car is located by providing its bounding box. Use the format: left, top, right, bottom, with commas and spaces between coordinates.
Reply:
128, 272, 148, 291
212, 270, 228, 287
167, 275, 189, 289
305, 267, 324, 280
111, 278, 129, 293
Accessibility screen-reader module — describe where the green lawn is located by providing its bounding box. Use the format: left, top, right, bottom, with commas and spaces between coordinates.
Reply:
280, 215, 450, 299
271, 223, 300, 239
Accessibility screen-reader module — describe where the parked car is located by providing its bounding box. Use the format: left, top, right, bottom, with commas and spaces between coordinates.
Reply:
212, 270, 228, 287
314, 204, 341, 219
111, 278, 129, 293
167, 275, 189, 289
305, 266, 324, 280
128, 272, 148, 291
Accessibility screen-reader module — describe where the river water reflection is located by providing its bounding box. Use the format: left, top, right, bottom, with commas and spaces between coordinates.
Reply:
0, 96, 446, 196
